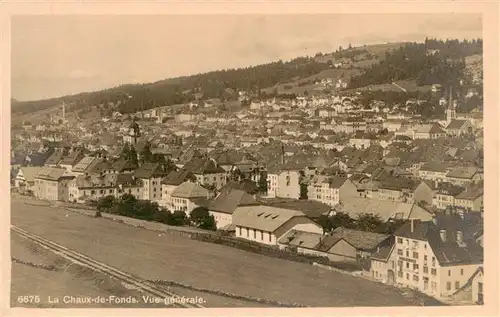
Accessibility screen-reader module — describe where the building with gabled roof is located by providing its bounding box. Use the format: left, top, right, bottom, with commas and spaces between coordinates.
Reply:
307, 175, 358, 206
134, 162, 169, 202
390, 211, 483, 300
169, 181, 211, 215
34, 167, 75, 201
232, 205, 323, 245
208, 188, 260, 229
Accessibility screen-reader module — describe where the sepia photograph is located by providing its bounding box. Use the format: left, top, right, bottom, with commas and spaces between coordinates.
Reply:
4, 4, 498, 315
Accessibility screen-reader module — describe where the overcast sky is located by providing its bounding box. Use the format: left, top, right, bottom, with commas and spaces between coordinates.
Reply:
12, 14, 482, 101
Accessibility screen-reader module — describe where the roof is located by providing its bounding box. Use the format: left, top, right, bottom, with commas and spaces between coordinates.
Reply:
446, 166, 478, 179
35, 167, 73, 181
316, 227, 389, 252
446, 119, 469, 130
111, 158, 138, 172
134, 162, 166, 179
277, 230, 323, 249
75, 173, 143, 188
220, 180, 258, 195
455, 188, 483, 200
183, 157, 225, 174
336, 197, 433, 222
59, 150, 84, 166
371, 244, 395, 262
209, 189, 259, 215
258, 198, 331, 219
171, 181, 209, 199
378, 177, 421, 191
395, 213, 483, 266
72, 156, 98, 173
419, 162, 450, 173
310, 176, 349, 189
18, 167, 43, 183
44, 149, 64, 165
232, 205, 305, 232
161, 170, 194, 186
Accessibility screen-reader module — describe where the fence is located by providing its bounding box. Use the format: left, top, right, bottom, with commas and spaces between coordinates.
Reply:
191, 233, 333, 266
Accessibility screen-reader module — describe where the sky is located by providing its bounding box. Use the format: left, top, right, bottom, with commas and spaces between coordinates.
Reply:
11, 14, 482, 101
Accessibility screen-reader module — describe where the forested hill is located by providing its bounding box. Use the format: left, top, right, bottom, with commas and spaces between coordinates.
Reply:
12, 38, 482, 116
348, 38, 483, 90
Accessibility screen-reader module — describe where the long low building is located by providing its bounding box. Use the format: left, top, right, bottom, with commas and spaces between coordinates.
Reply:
232, 205, 324, 245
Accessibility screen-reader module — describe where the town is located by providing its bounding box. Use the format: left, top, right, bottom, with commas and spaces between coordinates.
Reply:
11, 38, 484, 307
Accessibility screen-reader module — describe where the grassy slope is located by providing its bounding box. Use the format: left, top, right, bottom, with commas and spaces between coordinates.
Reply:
11, 197, 430, 307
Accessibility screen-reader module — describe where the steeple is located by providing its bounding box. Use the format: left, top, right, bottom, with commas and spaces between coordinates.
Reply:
446, 86, 456, 124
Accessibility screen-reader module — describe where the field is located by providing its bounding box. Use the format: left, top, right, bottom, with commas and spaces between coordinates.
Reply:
10, 196, 440, 307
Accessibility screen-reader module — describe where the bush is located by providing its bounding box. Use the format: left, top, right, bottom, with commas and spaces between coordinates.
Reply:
189, 207, 217, 231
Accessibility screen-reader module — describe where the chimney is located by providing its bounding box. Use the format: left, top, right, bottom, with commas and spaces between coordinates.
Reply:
440, 229, 447, 242
411, 219, 415, 233
432, 213, 438, 226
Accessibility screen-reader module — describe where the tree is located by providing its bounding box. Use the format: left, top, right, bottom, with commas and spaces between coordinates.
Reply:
129, 146, 139, 166
330, 211, 355, 230
356, 213, 384, 232
168, 210, 189, 226
139, 141, 153, 164
257, 171, 268, 194
189, 206, 217, 230
96, 195, 116, 213
299, 183, 308, 200
317, 215, 332, 233
121, 143, 132, 160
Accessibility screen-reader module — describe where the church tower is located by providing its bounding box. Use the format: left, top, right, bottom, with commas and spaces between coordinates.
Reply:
446, 87, 456, 124
124, 117, 141, 145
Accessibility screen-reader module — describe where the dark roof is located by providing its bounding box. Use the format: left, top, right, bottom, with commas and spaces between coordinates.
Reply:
44, 149, 64, 165
371, 244, 395, 262
111, 158, 138, 172
258, 198, 331, 219
134, 162, 167, 179
59, 150, 84, 166
446, 119, 468, 130
316, 227, 389, 252
395, 212, 483, 266
182, 157, 225, 174
161, 170, 194, 186
209, 189, 259, 215
220, 180, 258, 195
378, 177, 420, 191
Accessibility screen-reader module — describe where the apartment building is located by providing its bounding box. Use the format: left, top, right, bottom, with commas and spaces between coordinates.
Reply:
134, 162, 168, 202
307, 176, 358, 206
34, 167, 75, 201
391, 211, 483, 300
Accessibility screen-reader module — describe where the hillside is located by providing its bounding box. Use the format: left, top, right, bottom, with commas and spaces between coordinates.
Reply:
11, 42, 409, 117
11, 39, 482, 120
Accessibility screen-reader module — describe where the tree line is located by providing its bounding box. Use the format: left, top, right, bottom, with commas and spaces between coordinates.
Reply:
95, 194, 217, 230
316, 211, 407, 235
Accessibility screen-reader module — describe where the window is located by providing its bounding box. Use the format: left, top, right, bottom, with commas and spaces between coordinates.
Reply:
398, 260, 403, 268
413, 264, 419, 270
461, 268, 464, 275
398, 271, 403, 278
446, 282, 451, 291
397, 238, 403, 244
406, 250, 409, 257
406, 273, 410, 280
239, 227, 242, 236
413, 275, 419, 282
246, 228, 249, 237
109, 189, 113, 194
455, 281, 460, 289
423, 266, 428, 274
91, 190, 95, 195
269, 233, 272, 242
261, 231, 264, 240
431, 268, 437, 275
413, 252, 419, 259
432, 257, 436, 266
448, 270, 451, 277
397, 249, 403, 256
100, 190, 104, 194
424, 255, 428, 261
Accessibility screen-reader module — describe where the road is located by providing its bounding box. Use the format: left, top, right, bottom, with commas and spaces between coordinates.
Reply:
11, 196, 436, 307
